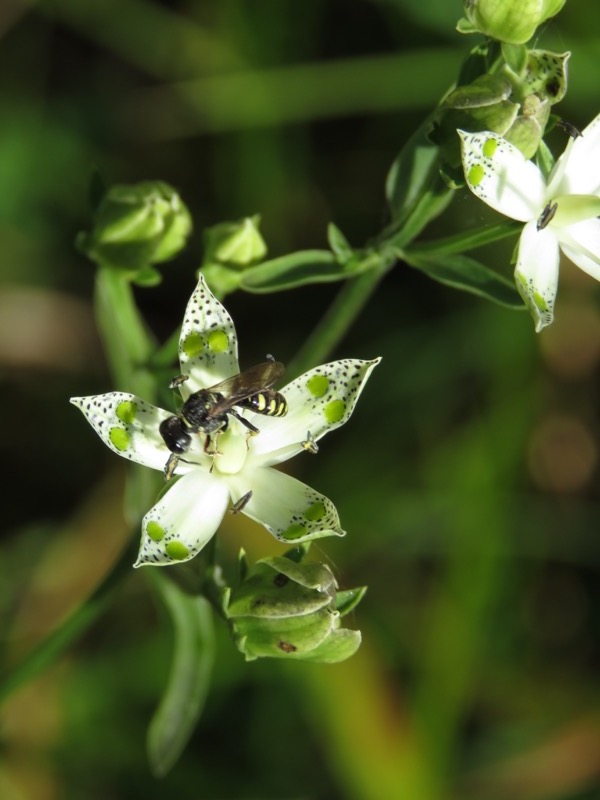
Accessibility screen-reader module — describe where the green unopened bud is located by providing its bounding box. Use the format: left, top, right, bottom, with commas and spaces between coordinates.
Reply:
226, 548, 365, 663
204, 215, 267, 269
77, 181, 192, 272
458, 0, 566, 44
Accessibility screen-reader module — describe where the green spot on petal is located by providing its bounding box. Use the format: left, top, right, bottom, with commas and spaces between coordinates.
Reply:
303, 502, 325, 522
109, 427, 130, 451
116, 400, 137, 424
482, 137, 498, 158
281, 523, 307, 540
182, 332, 204, 357
324, 399, 345, 424
207, 329, 229, 352
533, 291, 549, 312
468, 164, 485, 187
146, 521, 165, 542
166, 540, 190, 560
307, 374, 329, 397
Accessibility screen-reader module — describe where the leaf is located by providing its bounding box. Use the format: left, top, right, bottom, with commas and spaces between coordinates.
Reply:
385, 124, 452, 246
327, 222, 353, 261
403, 251, 524, 309
239, 250, 348, 292
147, 572, 215, 777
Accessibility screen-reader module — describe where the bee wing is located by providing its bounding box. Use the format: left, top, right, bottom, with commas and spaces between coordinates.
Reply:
207, 361, 285, 414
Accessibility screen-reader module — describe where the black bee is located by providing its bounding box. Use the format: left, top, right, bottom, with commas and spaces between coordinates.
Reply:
159, 360, 287, 479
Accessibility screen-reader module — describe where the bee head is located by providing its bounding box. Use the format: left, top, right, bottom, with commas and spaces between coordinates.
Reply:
159, 416, 192, 454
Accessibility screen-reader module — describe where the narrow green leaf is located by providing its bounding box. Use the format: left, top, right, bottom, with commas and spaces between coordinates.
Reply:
327, 222, 353, 261
147, 572, 215, 777
239, 250, 346, 292
407, 220, 521, 257
384, 124, 452, 247
403, 251, 524, 309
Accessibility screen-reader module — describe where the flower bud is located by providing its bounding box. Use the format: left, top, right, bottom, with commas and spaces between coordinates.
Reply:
203, 215, 267, 269
226, 548, 365, 663
77, 181, 192, 271
458, 0, 566, 45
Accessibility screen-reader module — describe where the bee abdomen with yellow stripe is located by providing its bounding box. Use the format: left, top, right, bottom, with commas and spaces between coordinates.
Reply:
241, 389, 288, 417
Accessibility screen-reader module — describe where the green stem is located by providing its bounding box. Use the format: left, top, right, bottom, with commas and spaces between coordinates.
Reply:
94, 266, 157, 399
0, 539, 137, 704
404, 220, 520, 257
286, 253, 393, 379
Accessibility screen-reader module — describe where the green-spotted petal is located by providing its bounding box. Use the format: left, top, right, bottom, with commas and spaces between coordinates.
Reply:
247, 358, 381, 465
458, 129, 545, 221
514, 220, 559, 332
558, 218, 600, 282
177, 274, 240, 397
548, 111, 600, 197
70, 393, 171, 471
135, 470, 230, 567
228, 467, 344, 543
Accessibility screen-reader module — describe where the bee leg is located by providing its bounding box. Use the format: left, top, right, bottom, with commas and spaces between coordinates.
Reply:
164, 453, 179, 481
169, 374, 190, 390
229, 409, 259, 435
231, 490, 253, 515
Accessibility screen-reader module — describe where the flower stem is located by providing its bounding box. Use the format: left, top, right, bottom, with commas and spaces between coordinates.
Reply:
94, 266, 157, 399
287, 253, 393, 379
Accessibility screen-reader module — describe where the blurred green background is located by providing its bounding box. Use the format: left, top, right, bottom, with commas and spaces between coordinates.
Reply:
2, 1, 600, 798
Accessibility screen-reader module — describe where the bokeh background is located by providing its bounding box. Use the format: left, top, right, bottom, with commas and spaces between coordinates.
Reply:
2, 1, 600, 798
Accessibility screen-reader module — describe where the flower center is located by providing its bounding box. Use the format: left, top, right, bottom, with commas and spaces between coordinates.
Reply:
212, 425, 249, 475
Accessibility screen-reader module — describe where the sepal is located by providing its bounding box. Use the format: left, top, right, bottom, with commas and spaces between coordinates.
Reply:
226, 547, 365, 663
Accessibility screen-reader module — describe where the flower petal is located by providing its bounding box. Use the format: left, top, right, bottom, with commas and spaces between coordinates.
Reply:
70, 393, 171, 471
548, 111, 600, 197
135, 470, 230, 567
247, 358, 381, 466
177, 274, 240, 397
459, 129, 546, 221
229, 467, 344, 543
558, 218, 600, 281
514, 220, 560, 332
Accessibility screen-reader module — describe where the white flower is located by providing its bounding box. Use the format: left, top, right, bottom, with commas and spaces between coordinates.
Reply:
71, 275, 380, 567
459, 113, 600, 331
